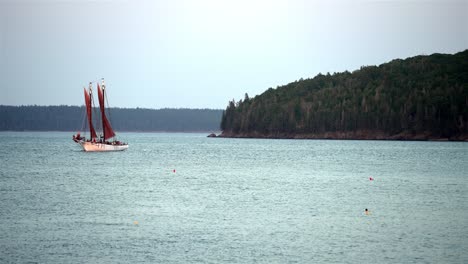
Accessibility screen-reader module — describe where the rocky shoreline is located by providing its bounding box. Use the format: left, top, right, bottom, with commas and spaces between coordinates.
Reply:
215, 130, 468, 141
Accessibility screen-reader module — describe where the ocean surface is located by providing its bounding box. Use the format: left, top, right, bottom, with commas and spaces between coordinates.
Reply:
0, 132, 467, 263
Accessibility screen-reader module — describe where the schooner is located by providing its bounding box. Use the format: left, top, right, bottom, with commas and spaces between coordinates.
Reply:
73, 79, 128, 151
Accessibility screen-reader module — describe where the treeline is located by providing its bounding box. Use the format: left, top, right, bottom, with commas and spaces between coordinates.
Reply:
221, 50, 468, 140
0, 105, 223, 132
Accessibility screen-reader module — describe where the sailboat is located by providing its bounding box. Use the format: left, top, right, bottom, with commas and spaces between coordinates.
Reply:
73, 79, 128, 152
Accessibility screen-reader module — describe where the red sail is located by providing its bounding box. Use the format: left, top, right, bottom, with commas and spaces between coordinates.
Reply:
97, 84, 116, 140
84, 88, 97, 139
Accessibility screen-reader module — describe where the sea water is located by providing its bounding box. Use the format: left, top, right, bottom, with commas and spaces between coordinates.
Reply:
0, 132, 467, 263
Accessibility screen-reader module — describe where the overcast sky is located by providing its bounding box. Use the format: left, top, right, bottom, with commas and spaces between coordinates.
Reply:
0, 0, 467, 109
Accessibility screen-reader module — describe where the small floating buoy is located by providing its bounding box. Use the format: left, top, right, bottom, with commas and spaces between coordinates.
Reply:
369, 177, 374, 181
173, 169, 176, 173
133, 220, 139, 225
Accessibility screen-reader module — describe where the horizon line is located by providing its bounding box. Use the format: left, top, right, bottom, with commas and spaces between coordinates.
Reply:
0, 104, 224, 111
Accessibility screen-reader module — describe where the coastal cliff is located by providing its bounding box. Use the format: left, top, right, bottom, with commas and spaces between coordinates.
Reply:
220, 50, 468, 141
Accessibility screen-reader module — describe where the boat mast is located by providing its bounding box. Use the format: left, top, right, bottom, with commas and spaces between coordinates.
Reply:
101, 79, 106, 140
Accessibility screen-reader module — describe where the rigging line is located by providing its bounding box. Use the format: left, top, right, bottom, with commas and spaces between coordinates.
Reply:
88, 79, 101, 85
80, 104, 87, 134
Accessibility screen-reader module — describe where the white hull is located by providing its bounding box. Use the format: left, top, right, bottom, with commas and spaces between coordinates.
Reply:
78, 141, 128, 152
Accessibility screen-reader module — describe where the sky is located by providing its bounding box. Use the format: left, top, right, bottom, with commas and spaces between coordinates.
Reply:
0, 0, 467, 109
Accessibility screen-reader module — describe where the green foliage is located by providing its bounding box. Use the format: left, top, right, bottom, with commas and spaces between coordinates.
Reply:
222, 50, 468, 138
0, 106, 223, 132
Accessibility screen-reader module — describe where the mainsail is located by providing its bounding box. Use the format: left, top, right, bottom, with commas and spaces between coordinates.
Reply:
84, 87, 97, 139
97, 83, 116, 140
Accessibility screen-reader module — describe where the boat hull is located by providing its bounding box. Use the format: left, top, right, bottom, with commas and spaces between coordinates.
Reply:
78, 141, 128, 152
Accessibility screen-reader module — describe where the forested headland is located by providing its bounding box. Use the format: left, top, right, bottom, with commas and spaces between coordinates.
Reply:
220, 50, 468, 141
0, 105, 222, 132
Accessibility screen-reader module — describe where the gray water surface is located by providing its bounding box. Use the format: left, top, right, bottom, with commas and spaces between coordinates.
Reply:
1, 132, 467, 263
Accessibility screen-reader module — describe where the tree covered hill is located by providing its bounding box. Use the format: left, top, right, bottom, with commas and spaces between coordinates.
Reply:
0, 105, 222, 132
220, 50, 468, 140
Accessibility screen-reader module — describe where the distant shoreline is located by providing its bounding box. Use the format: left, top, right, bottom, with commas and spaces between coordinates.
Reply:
0, 105, 222, 132
2, 130, 466, 142
217, 130, 468, 142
